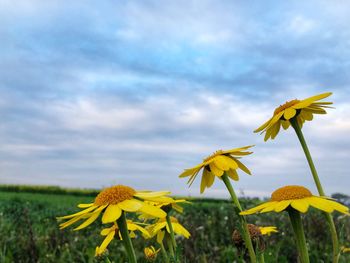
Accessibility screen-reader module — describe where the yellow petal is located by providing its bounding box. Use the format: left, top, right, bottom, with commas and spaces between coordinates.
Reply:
284, 108, 296, 120
264, 126, 273, 141
271, 121, 281, 140
213, 155, 230, 171
263, 111, 284, 133
139, 203, 166, 218
254, 116, 274, 133
74, 206, 105, 230
227, 169, 239, 181
319, 198, 349, 213
200, 171, 208, 194
300, 110, 313, 121
291, 199, 309, 213
204, 168, 215, 188
78, 203, 94, 208
96, 231, 115, 256
102, 205, 122, 223
222, 145, 254, 154
156, 230, 165, 244
281, 120, 290, 130
57, 205, 98, 220
307, 197, 334, 213
234, 158, 251, 175
240, 202, 274, 215
179, 166, 201, 178
209, 162, 224, 177
59, 214, 86, 229
260, 202, 279, 213
101, 226, 114, 236
173, 223, 191, 238
135, 191, 171, 199
304, 92, 332, 103
274, 200, 291, 212
118, 199, 143, 212
222, 156, 239, 169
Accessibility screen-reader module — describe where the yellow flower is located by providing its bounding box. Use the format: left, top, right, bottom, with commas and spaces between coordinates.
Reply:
95, 220, 150, 256
57, 185, 169, 230
179, 146, 253, 193
240, 185, 349, 215
144, 246, 161, 262
147, 216, 190, 243
259, 226, 278, 236
341, 246, 350, 253
255, 92, 333, 141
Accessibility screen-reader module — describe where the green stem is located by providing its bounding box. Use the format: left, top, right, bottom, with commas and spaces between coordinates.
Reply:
166, 214, 177, 249
290, 117, 340, 263
117, 212, 137, 263
259, 252, 265, 263
288, 208, 309, 263
222, 173, 257, 263
160, 241, 170, 263
166, 233, 175, 261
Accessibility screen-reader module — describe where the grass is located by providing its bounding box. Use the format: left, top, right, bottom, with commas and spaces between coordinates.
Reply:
0, 186, 349, 263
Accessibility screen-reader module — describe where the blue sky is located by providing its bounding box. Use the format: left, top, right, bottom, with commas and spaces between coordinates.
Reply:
1, 1, 349, 198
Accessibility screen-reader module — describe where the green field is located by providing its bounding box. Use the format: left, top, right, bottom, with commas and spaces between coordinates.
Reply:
0, 187, 349, 263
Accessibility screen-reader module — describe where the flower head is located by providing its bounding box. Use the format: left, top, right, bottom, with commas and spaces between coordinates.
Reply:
255, 92, 333, 141
95, 220, 150, 256
147, 216, 190, 243
144, 246, 161, 262
57, 185, 170, 230
259, 226, 278, 236
179, 146, 253, 193
240, 185, 349, 215
233, 224, 265, 252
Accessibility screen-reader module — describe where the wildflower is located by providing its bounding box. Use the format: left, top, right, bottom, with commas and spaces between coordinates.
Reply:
259, 226, 278, 236
57, 185, 169, 230
95, 220, 150, 256
144, 246, 161, 262
255, 92, 333, 141
240, 185, 349, 215
179, 146, 253, 193
233, 224, 265, 252
147, 216, 190, 243
341, 246, 350, 253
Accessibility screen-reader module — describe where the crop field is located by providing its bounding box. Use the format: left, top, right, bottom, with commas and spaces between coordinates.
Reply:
0, 186, 349, 263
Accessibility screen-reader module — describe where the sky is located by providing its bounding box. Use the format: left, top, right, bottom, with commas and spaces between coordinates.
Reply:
1, 0, 349, 198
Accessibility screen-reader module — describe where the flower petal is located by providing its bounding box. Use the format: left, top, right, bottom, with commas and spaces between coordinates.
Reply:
209, 162, 224, 177
57, 205, 98, 220
204, 168, 215, 188
96, 231, 115, 256
274, 200, 291, 212
74, 205, 106, 230
284, 108, 296, 120
200, 171, 208, 194
118, 199, 143, 212
139, 203, 167, 218
307, 197, 334, 213
226, 169, 239, 181
291, 199, 309, 213
102, 204, 122, 223
234, 158, 251, 175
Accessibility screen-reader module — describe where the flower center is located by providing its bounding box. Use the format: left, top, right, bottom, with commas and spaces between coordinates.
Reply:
94, 185, 136, 205
271, 185, 312, 201
274, 99, 300, 115
203, 150, 223, 162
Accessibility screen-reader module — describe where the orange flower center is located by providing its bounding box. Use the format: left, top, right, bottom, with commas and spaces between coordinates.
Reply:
95, 185, 136, 205
271, 185, 312, 201
273, 99, 300, 115
203, 150, 223, 162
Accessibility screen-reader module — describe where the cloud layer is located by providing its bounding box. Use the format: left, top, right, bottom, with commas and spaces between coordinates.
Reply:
1, 0, 350, 197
